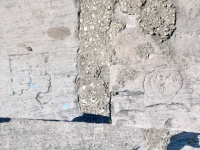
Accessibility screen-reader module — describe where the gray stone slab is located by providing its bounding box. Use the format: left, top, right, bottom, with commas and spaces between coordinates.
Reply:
0, 0, 82, 120
110, 1, 200, 132
0, 119, 149, 150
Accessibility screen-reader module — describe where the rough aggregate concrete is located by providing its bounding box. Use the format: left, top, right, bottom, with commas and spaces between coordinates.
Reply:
119, 0, 176, 42
77, 0, 116, 116
143, 128, 170, 150
138, 0, 176, 42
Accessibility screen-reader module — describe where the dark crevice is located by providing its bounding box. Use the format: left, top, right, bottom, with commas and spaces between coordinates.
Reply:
109, 92, 112, 123
32, 119, 62, 122
72, 113, 111, 124
0, 114, 111, 124
0, 118, 11, 123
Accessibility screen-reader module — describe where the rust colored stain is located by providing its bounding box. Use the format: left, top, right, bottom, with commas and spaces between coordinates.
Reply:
47, 26, 71, 40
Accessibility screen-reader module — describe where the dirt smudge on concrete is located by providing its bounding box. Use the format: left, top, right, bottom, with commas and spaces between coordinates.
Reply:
47, 26, 71, 40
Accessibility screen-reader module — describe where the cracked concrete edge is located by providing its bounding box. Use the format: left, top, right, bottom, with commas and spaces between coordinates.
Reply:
74, 0, 82, 114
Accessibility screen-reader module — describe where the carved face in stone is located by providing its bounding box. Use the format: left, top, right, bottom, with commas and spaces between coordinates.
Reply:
144, 69, 183, 99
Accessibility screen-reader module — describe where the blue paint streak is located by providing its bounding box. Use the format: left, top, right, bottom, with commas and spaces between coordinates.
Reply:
62, 103, 68, 110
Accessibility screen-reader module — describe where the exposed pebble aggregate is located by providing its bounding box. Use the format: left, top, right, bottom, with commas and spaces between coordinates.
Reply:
77, 0, 115, 116
119, 0, 176, 42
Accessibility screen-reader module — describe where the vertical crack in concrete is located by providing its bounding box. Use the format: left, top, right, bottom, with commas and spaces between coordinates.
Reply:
75, 0, 82, 113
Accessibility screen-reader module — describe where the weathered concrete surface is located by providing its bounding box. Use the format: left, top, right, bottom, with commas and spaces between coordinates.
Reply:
0, 0, 82, 120
0, 119, 149, 150
0, 119, 199, 150
1, 0, 200, 149
110, 1, 200, 132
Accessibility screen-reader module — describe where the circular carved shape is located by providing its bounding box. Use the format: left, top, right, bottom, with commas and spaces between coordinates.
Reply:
144, 69, 183, 99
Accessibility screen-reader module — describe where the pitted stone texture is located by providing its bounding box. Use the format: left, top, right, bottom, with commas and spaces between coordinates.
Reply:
110, 1, 200, 132
77, 0, 115, 116
135, 43, 154, 62
141, 129, 199, 150
143, 128, 170, 150
0, 0, 82, 120
0, 119, 149, 150
118, 0, 176, 42
138, 0, 176, 42
119, 0, 146, 15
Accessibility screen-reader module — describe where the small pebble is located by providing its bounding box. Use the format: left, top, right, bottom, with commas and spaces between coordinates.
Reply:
26, 47, 32, 51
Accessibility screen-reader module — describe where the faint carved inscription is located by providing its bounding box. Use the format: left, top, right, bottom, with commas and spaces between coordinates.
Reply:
144, 69, 183, 99
10, 53, 52, 107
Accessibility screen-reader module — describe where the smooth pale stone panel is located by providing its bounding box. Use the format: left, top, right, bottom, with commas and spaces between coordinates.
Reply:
0, 54, 12, 112
0, 0, 82, 120
110, 1, 200, 132
0, 0, 79, 55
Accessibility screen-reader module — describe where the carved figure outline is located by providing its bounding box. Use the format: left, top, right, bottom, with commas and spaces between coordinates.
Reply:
144, 69, 183, 99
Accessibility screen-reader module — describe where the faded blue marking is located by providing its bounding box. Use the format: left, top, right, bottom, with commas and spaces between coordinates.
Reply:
26, 73, 31, 82
10, 91, 14, 95
3, 104, 8, 109
1, 65, 6, 71
28, 83, 35, 89
35, 100, 40, 105
28, 83, 41, 91
62, 103, 68, 110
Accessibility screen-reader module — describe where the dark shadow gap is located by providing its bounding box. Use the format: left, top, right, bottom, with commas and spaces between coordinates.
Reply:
0, 114, 111, 124
0, 118, 11, 123
34, 119, 61, 122
72, 113, 111, 124
28, 113, 111, 124
167, 132, 200, 150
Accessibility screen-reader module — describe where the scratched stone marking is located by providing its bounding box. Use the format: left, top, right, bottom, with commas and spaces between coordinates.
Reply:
144, 69, 183, 99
